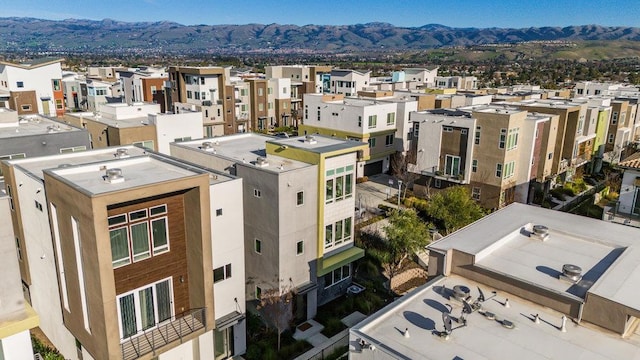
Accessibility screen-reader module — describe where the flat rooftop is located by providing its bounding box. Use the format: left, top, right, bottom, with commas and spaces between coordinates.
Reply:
352, 274, 640, 360
0, 116, 84, 138
10, 146, 234, 188
66, 112, 150, 128
269, 134, 366, 154
429, 203, 640, 312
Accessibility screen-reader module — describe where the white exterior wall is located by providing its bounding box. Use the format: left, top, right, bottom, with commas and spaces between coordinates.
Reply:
12, 170, 78, 359
465, 95, 493, 106
99, 103, 160, 120
394, 100, 418, 153
0, 62, 62, 116
149, 111, 203, 155
0, 331, 34, 360
618, 168, 640, 215
185, 75, 220, 105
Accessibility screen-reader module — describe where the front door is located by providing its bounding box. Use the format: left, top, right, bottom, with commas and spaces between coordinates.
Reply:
42, 100, 50, 116
294, 293, 307, 323
215, 327, 234, 359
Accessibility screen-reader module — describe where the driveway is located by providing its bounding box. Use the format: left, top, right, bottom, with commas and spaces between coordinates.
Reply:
355, 173, 402, 222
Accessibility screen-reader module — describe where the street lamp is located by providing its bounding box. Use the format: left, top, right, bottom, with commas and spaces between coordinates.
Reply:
397, 180, 403, 208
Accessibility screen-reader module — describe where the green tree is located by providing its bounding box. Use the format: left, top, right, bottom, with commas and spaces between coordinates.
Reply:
374, 209, 431, 286
426, 186, 486, 234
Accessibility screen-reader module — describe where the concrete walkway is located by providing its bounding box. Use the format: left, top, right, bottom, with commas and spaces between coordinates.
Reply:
293, 319, 328, 346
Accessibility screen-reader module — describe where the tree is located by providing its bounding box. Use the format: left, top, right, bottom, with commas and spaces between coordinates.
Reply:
373, 209, 431, 287
390, 150, 420, 197
256, 282, 296, 351
425, 186, 486, 234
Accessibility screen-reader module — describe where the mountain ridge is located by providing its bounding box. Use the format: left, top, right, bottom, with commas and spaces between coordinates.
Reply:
1, 17, 639, 53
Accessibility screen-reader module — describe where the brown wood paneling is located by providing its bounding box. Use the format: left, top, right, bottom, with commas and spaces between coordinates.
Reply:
110, 193, 190, 315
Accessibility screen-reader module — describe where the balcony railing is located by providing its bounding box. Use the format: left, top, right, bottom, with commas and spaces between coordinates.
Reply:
121, 307, 206, 360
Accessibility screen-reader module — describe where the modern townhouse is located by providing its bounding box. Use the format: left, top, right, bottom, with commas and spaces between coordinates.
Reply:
170, 133, 367, 321
0, 58, 65, 117
2, 145, 245, 359
86, 78, 123, 112
0, 109, 91, 170
301, 93, 400, 177
167, 66, 233, 137
603, 152, 640, 228
64, 102, 202, 154
434, 75, 478, 90
329, 69, 371, 96
495, 99, 589, 180
266, 65, 332, 95
409, 106, 557, 209
606, 99, 638, 162
351, 204, 640, 359
62, 71, 87, 111
572, 96, 612, 167
118, 67, 168, 112
370, 67, 439, 91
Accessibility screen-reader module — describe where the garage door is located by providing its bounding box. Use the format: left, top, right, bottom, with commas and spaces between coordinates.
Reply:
363, 161, 383, 176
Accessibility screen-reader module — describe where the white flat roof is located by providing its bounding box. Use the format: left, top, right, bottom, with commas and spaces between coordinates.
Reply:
429, 203, 640, 312
352, 274, 640, 360
0, 116, 84, 138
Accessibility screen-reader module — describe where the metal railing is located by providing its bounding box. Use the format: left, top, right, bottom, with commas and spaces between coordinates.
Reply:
121, 307, 206, 360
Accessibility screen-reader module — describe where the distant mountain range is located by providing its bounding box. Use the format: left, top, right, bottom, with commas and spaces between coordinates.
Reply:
1, 17, 640, 53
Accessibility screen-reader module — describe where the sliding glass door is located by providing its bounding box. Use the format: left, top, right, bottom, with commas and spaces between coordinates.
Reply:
117, 278, 173, 340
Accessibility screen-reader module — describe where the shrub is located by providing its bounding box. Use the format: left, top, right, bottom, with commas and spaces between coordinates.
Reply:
605, 191, 619, 201
550, 187, 566, 201
31, 335, 64, 360
321, 317, 347, 337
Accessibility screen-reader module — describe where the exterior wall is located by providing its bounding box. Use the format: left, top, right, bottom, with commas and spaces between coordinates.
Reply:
618, 168, 640, 215
149, 111, 203, 155
0, 331, 35, 360
107, 125, 158, 151
582, 293, 630, 335
0, 129, 90, 159
9, 91, 38, 115
1, 61, 63, 116
249, 80, 269, 131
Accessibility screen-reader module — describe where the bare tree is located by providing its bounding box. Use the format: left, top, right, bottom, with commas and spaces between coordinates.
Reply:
390, 150, 420, 194
257, 281, 297, 351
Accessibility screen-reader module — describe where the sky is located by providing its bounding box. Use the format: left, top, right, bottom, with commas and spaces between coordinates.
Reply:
4, 0, 640, 28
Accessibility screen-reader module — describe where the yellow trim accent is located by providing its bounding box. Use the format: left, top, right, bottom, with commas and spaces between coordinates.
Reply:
0, 302, 39, 339
317, 246, 365, 276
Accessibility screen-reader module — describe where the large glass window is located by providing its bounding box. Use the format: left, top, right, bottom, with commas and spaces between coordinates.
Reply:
326, 179, 334, 203
324, 217, 353, 249
445, 155, 461, 176
109, 204, 170, 268
323, 265, 351, 288
117, 278, 173, 340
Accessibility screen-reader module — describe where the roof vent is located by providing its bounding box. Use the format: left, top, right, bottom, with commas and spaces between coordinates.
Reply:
115, 148, 129, 158
452, 285, 471, 302
560, 264, 582, 283
304, 135, 317, 144
530, 224, 549, 241
105, 168, 124, 184
201, 141, 215, 152
255, 157, 269, 167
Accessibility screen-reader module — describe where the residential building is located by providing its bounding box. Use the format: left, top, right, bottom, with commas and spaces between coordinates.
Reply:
62, 71, 87, 111
330, 69, 371, 96
168, 66, 232, 137
0, 109, 91, 174
434, 75, 478, 90
606, 99, 638, 162
573, 81, 639, 97
301, 93, 400, 176
64, 102, 202, 154
350, 203, 640, 359
370, 67, 439, 91
0, 58, 65, 116
266, 65, 332, 94
603, 152, 640, 228
572, 96, 612, 164
409, 106, 558, 209
0, 190, 39, 360
118, 67, 168, 112
2, 145, 245, 359
171, 133, 367, 320
86, 78, 123, 112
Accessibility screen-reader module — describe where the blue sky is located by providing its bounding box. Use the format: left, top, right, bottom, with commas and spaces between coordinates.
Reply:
4, 0, 640, 28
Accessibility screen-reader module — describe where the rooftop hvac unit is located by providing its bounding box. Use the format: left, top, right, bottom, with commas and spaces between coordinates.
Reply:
201, 141, 215, 152
105, 168, 124, 184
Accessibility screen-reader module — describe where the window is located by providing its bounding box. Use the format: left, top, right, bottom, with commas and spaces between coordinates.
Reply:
358, 116, 362, 127
200, 77, 205, 85
326, 179, 334, 203
472, 187, 481, 201
443, 126, 453, 132
173, 136, 192, 142
17, 81, 24, 88
507, 128, 519, 150
577, 88, 584, 95
60, 146, 86, 153
133, 140, 154, 150
496, 163, 503, 178
15, 237, 21, 260
186, 90, 193, 99
258, 103, 264, 111
214, 264, 232, 283
56, 99, 63, 110
503, 161, 515, 179
368, 115, 377, 129
444, 155, 461, 176
216, 208, 223, 216
117, 278, 172, 339
268, 87, 273, 95
296, 191, 304, 206
434, 178, 441, 188
387, 113, 395, 125
548, 152, 553, 160
6, 185, 13, 210
21, 104, 31, 111
608, 133, 615, 143
109, 204, 169, 268
368, 138, 376, 148
472, 159, 478, 173
268, 102, 273, 110
296, 241, 304, 255
323, 265, 351, 288
461, 129, 468, 135
258, 88, 264, 96
385, 134, 394, 147
35, 200, 43, 212
256, 286, 262, 299
499, 128, 507, 149
317, 110, 321, 121
254, 189, 261, 198
254, 239, 262, 254
324, 217, 353, 249
612, 112, 618, 125
283, 87, 287, 94
72, 217, 90, 333
194, 92, 200, 100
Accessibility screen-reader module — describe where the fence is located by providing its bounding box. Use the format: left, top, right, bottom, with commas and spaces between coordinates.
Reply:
557, 183, 605, 212
294, 329, 349, 360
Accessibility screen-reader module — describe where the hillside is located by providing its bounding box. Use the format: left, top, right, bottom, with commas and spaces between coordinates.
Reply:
1, 17, 640, 54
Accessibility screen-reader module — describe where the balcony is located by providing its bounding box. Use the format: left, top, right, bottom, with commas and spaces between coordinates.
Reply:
418, 167, 468, 184
121, 308, 206, 360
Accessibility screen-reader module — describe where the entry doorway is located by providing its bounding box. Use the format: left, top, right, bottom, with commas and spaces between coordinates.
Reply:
214, 326, 234, 359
